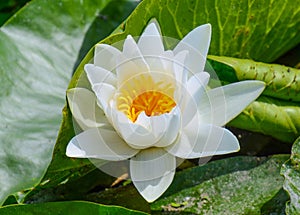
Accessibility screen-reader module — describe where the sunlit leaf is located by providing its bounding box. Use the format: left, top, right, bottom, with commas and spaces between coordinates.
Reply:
0, 0, 138, 205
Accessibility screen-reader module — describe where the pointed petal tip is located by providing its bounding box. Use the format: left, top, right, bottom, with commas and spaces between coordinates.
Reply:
148, 18, 160, 26
240, 80, 266, 96
83, 63, 92, 70
141, 19, 162, 38
66, 140, 86, 158
204, 23, 212, 30
133, 170, 175, 203
130, 148, 176, 202
125, 34, 134, 40
251, 80, 266, 88
138, 19, 164, 55
194, 23, 211, 34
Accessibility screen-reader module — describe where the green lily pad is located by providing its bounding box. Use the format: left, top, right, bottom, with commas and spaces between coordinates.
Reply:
152, 155, 289, 214
0, 0, 138, 205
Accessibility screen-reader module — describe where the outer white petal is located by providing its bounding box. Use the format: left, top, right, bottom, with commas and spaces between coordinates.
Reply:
85, 64, 117, 87
187, 72, 210, 97
66, 127, 139, 160
130, 148, 176, 202
67, 88, 107, 130
173, 51, 188, 85
173, 24, 211, 74
92, 83, 116, 111
137, 21, 164, 56
173, 51, 188, 102
180, 72, 210, 126
94, 44, 121, 71
199, 80, 265, 126
122, 35, 149, 71
161, 50, 174, 72
165, 122, 240, 159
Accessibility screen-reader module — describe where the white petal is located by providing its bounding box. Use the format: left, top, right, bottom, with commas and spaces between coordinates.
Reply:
138, 21, 164, 56
119, 107, 181, 148
67, 88, 108, 130
176, 24, 211, 59
92, 83, 116, 111
130, 148, 176, 202
115, 54, 146, 87
116, 35, 149, 86
165, 123, 239, 159
122, 35, 149, 71
66, 127, 139, 160
85, 64, 117, 87
199, 80, 265, 126
144, 55, 165, 73
152, 107, 181, 147
161, 50, 174, 71
187, 72, 210, 96
174, 24, 211, 74
111, 110, 158, 149
173, 51, 188, 84
181, 72, 210, 126
173, 51, 188, 102
94, 44, 121, 71
142, 51, 175, 78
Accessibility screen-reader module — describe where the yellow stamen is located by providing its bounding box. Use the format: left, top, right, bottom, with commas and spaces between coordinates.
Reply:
127, 91, 176, 122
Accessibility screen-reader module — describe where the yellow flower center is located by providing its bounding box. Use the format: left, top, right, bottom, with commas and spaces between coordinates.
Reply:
128, 91, 176, 122
117, 74, 176, 122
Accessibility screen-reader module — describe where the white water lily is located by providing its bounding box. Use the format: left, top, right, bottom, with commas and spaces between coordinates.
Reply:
66, 21, 265, 202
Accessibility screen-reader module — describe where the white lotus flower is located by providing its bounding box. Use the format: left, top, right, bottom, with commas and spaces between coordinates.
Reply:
66, 21, 265, 202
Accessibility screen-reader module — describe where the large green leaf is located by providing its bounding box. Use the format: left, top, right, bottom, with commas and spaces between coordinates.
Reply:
281, 137, 300, 214
0, 201, 148, 215
151, 155, 289, 214
0, 0, 138, 205
114, 0, 300, 62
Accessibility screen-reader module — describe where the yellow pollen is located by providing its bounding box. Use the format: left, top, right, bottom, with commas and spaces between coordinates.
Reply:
125, 91, 176, 122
